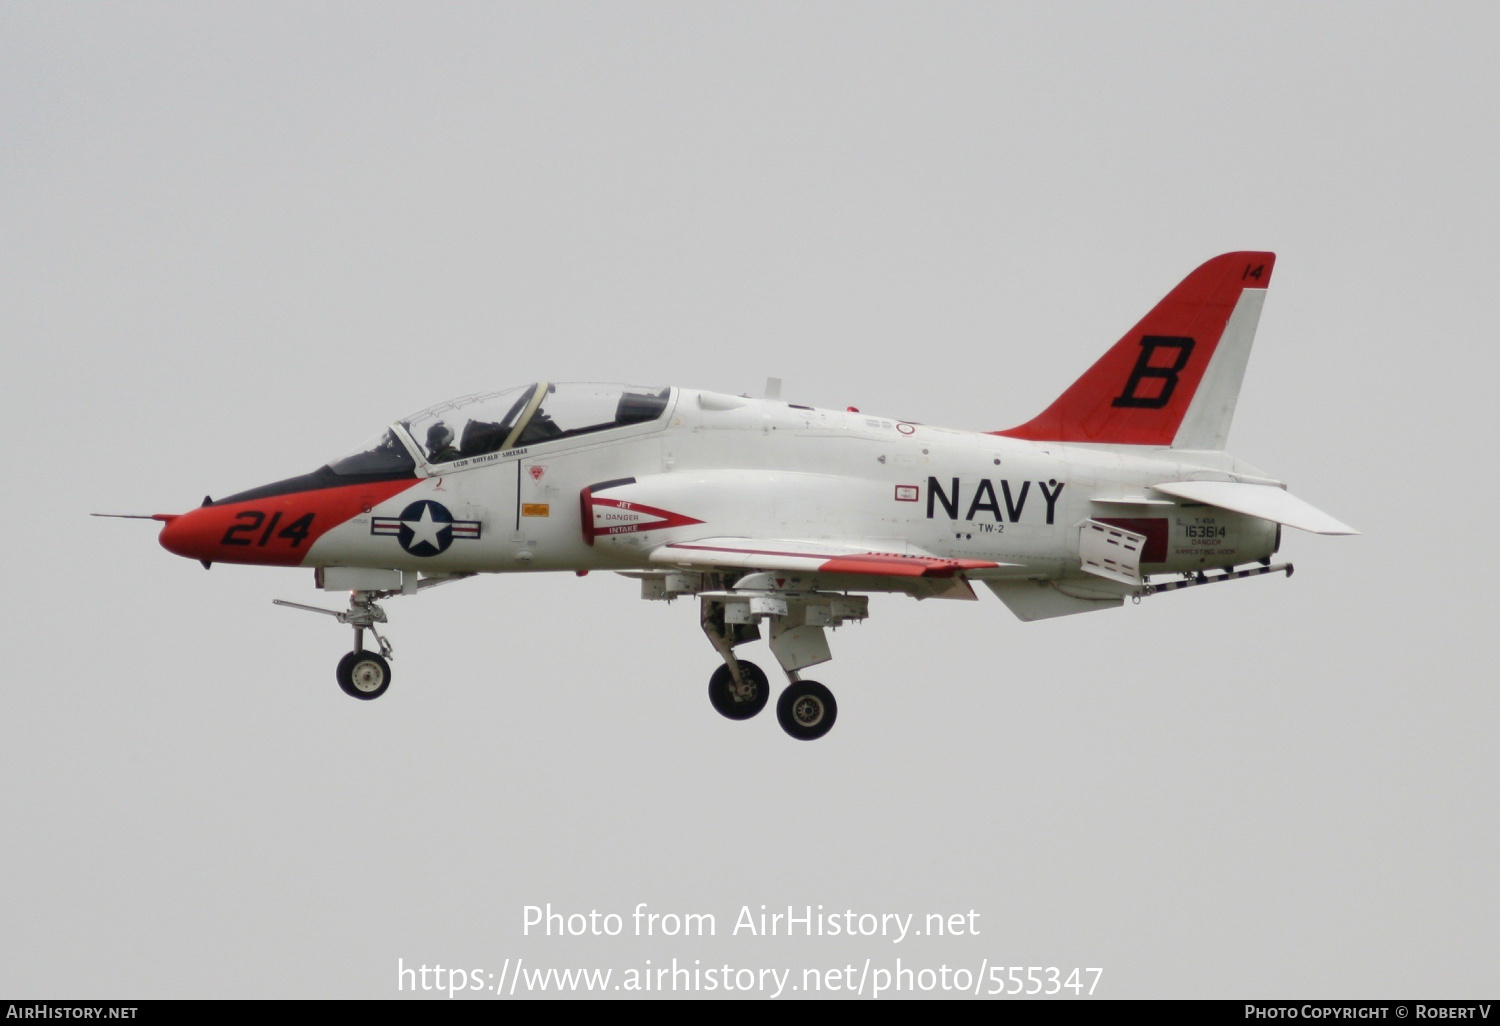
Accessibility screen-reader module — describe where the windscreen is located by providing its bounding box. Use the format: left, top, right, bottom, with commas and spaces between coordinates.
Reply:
400, 383, 670, 465
400, 385, 536, 464
328, 429, 417, 477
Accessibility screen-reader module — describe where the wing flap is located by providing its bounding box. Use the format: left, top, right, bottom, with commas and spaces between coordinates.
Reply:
1150, 481, 1358, 535
650, 538, 1006, 578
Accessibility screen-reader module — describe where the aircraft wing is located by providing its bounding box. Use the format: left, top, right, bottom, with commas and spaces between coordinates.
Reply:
1150, 481, 1358, 535
649, 538, 1009, 577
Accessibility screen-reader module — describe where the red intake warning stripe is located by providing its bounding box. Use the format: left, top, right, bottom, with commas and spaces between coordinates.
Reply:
581, 489, 703, 545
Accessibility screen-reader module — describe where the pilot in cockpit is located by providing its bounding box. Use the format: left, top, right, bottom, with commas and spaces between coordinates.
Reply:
426, 421, 461, 463
517, 409, 562, 445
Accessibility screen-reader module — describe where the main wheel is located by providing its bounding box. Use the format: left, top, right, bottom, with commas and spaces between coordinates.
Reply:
708, 660, 770, 720
777, 680, 837, 741
337, 650, 391, 700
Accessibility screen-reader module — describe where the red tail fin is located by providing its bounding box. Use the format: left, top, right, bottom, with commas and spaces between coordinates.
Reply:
996, 252, 1275, 446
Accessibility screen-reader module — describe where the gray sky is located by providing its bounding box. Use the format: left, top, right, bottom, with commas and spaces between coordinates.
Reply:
2, 1, 1495, 999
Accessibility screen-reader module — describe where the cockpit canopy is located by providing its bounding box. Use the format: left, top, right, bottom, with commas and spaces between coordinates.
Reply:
328, 382, 670, 476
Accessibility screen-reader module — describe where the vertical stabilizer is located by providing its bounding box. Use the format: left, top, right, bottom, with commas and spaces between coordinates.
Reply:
1171, 285, 1266, 450
996, 252, 1274, 447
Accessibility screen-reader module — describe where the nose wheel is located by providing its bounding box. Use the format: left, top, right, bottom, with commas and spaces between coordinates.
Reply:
337, 649, 391, 700
274, 589, 396, 702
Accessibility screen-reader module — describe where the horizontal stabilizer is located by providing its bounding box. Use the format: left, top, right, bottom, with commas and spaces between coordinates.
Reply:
652, 538, 1006, 577
1150, 481, 1358, 535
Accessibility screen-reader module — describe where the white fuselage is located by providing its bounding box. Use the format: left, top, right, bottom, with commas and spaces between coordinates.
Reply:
304, 388, 1277, 581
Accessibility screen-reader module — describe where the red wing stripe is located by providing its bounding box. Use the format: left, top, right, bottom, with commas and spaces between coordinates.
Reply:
818, 554, 999, 578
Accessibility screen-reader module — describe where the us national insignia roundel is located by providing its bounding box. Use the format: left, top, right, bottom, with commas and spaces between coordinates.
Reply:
370, 500, 481, 557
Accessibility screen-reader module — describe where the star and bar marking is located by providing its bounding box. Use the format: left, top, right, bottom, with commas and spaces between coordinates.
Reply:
371, 500, 481, 557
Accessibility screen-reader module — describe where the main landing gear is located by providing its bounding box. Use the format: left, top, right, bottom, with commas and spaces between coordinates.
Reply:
777, 680, 837, 741
704, 659, 838, 741
700, 595, 845, 741
707, 661, 770, 720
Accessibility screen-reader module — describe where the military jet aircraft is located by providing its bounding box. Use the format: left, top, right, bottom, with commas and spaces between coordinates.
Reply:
123, 251, 1355, 740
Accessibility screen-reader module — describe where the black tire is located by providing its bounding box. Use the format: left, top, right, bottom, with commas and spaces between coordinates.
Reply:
337, 650, 391, 700
776, 680, 837, 741
708, 660, 770, 720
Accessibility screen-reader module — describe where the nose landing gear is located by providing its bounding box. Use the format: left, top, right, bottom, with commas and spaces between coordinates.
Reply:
274, 589, 396, 701
336, 649, 391, 700
275, 572, 474, 702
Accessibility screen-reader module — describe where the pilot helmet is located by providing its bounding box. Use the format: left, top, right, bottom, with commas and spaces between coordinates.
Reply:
426, 422, 454, 452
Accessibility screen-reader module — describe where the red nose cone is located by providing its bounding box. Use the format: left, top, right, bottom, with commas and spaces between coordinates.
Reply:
158, 507, 222, 562
157, 478, 416, 567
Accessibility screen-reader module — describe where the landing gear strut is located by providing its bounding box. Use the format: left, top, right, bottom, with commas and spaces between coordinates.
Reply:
701, 597, 770, 720
699, 592, 842, 739
275, 589, 396, 701
274, 573, 473, 702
